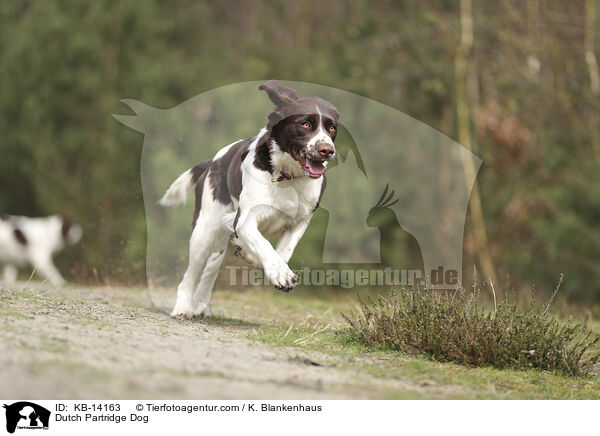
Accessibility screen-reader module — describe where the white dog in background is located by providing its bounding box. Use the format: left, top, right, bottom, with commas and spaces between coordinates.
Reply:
0, 215, 82, 286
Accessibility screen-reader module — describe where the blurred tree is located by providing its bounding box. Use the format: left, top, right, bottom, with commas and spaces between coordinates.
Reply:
455, 0, 497, 284
585, 0, 600, 96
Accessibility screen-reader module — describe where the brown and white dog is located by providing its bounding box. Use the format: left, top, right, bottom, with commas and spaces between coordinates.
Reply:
160, 80, 339, 318
0, 214, 82, 286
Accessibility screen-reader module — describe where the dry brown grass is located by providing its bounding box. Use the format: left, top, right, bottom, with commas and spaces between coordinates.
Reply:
343, 278, 600, 377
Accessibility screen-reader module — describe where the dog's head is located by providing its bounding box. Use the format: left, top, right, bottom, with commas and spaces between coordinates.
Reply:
260, 80, 339, 178
60, 216, 82, 246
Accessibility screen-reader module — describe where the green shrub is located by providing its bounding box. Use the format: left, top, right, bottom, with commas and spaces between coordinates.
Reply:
342, 277, 600, 376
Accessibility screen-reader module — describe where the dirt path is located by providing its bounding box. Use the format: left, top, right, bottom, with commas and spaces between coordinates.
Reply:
3, 283, 600, 400
0, 283, 412, 399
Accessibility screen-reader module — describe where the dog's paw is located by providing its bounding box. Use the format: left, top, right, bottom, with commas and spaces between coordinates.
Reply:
170, 304, 196, 320
200, 305, 212, 317
274, 283, 296, 293
192, 304, 212, 318
265, 263, 298, 292
172, 302, 212, 319
170, 311, 195, 320
51, 278, 66, 287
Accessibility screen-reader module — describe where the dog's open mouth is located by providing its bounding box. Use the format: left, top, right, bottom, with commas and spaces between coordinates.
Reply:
298, 155, 327, 178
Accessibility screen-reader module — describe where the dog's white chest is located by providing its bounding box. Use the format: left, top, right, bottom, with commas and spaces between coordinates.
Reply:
245, 175, 322, 235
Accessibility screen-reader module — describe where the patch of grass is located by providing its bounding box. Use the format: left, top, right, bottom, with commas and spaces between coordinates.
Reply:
200, 313, 261, 328
0, 310, 29, 319
41, 339, 70, 354
342, 278, 600, 377
27, 359, 112, 383
248, 318, 600, 399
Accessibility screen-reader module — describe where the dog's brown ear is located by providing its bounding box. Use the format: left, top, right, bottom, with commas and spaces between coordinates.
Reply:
259, 80, 298, 108
61, 216, 72, 237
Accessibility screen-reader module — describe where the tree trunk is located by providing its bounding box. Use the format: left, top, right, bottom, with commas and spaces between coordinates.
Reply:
585, 0, 600, 96
584, 0, 600, 162
455, 0, 497, 284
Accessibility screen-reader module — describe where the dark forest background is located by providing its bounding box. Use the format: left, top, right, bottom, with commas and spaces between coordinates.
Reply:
1, 0, 599, 302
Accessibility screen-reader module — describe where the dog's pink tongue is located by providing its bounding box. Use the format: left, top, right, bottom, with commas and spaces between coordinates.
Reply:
306, 159, 326, 177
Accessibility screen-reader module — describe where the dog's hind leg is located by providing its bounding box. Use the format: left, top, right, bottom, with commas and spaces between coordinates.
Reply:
171, 188, 233, 319
171, 213, 219, 319
191, 241, 228, 317
3, 265, 18, 286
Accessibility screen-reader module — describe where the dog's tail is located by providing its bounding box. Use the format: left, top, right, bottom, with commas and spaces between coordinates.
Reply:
159, 160, 211, 207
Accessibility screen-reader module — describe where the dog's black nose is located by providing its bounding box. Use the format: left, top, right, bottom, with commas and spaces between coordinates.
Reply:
318, 144, 335, 159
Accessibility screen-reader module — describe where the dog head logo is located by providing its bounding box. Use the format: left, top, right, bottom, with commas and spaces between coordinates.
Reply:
3, 402, 50, 434
114, 80, 481, 311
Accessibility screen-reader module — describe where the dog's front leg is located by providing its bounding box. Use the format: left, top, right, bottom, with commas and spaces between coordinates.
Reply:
29, 251, 65, 286
236, 210, 298, 292
276, 218, 310, 263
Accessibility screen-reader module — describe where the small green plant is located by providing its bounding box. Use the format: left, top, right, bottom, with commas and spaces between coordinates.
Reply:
342, 276, 600, 376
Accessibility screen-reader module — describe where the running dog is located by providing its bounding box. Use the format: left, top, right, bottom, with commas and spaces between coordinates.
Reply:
0, 214, 82, 286
160, 80, 339, 318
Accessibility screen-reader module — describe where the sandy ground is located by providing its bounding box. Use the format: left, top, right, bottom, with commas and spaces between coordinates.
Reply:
0, 282, 414, 399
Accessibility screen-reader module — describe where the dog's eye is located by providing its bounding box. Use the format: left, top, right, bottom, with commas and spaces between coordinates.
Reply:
328, 125, 337, 133
301, 121, 311, 129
